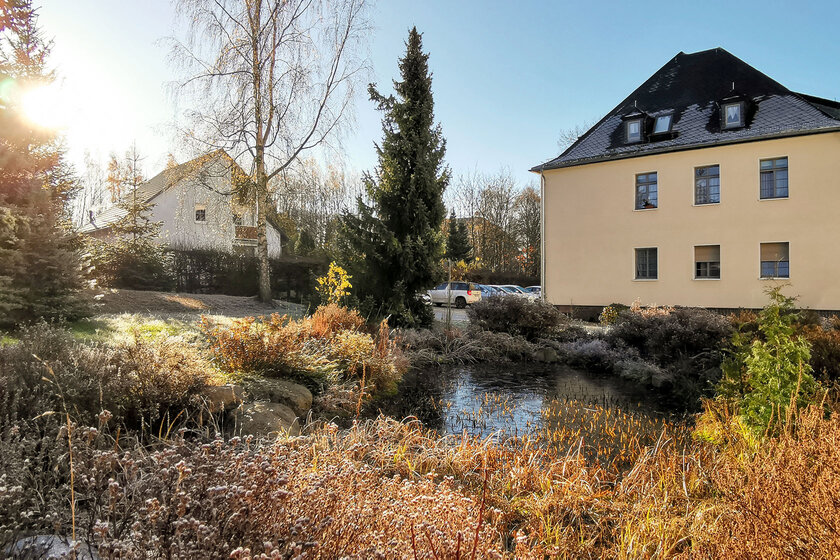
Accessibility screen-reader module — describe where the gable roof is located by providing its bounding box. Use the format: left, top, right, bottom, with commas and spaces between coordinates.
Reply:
80, 150, 238, 234
532, 48, 840, 172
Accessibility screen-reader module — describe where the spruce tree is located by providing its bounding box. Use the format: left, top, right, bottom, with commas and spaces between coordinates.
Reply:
0, 0, 87, 326
95, 147, 172, 290
341, 27, 449, 326
445, 210, 472, 262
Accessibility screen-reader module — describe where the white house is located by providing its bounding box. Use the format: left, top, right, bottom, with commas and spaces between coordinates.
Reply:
80, 150, 285, 257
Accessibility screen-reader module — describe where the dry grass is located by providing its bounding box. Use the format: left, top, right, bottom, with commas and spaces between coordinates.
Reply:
2, 398, 839, 558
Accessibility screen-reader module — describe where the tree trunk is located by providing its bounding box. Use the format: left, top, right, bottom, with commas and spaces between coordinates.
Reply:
256, 164, 272, 303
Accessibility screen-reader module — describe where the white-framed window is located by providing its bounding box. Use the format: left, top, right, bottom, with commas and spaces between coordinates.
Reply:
695, 165, 720, 205
195, 204, 206, 222
635, 247, 658, 280
635, 172, 658, 210
760, 157, 789, 199
760, 242, 790, 278
723, 101, 745, 129
233, 213, 243, 226
626, 119, 642, 143
694, 245, 721, 279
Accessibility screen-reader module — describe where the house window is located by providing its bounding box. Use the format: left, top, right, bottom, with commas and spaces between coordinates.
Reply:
635, 172, 658, 209
695, 165, 720, 205
233, 213, 243, 226
695, 245, 721, 279
626, 119, 642, 143
760, 242, 790, 278
652, 114, 673, 134
195, 205, 206, 222
635, 248, 658, 280
760, 157, 788, 199
723, 101, 744, 129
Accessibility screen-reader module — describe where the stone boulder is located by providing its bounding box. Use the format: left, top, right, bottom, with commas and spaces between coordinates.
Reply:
6, 535, 99, 559
533, 346, 560, 363
238, 401, 300, 438
245, 378, 312, 417
200, 384, 245, 412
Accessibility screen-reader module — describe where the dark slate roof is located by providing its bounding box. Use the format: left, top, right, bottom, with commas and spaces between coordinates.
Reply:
532, 48, 840, 172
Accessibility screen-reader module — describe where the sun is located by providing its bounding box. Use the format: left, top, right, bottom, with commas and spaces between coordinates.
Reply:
20, 82, 70, 130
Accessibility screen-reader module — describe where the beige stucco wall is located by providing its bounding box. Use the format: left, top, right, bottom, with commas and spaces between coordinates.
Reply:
542, 132, 840, 310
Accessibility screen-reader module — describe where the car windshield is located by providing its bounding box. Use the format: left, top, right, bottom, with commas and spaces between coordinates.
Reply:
499, 286, 515, 293
507, 286, 526, 293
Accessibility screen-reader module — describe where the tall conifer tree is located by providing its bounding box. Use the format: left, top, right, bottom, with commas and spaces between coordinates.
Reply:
445, 210, 472, 263
95, 146, 172, 290
342, 27, 449, 326
0, 0, 86, 326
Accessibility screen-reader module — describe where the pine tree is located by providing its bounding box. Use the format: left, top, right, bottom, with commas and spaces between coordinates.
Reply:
95, 146, 172, 290
445, 210, 472, 262
341, 27, 449, 326
0, 0, 87, 326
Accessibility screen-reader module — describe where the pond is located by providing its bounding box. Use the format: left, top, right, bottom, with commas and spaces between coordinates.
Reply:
388, 363, 684, 439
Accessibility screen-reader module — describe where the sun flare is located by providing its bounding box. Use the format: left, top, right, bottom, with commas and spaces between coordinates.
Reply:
20, 82, 70, 129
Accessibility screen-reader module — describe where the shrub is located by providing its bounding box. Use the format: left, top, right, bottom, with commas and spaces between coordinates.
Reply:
467, 296, 566, 340
315, 262, 352, 306
608, 307, 732, 368
0, 323, 218, 429
598, 305, 620, 325
309, 303, 365, 338
719, 287, 819, 435
88, 238, 174, 291
201, 307, 405, 399
801, 324, 840, 382
558, 338, 631, 373
399, 327, 540, 367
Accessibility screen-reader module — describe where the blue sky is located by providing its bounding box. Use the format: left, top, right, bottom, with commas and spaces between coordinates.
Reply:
38, 0, 840, 187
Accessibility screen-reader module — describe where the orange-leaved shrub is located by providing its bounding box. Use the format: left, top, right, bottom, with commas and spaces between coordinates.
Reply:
201, 305, 404, 396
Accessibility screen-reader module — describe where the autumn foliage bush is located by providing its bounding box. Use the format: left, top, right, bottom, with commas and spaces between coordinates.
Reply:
201, 304, 404, 396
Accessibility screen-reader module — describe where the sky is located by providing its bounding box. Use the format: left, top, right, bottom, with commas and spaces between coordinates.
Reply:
35, 0, 840, 189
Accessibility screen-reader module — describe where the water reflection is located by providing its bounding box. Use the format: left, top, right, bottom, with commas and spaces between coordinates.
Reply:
430, 364, 676, 438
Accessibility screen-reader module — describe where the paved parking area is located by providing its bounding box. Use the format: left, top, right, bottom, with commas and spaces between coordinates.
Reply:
432, 306, 469, 325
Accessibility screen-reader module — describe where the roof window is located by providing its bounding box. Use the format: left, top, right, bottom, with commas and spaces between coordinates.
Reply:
625, 119, 643, 143
652, 113, 673, 135
722, 100, 745, 129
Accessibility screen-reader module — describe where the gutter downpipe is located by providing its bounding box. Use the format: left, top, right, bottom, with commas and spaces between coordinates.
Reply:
540, 169, 546, 303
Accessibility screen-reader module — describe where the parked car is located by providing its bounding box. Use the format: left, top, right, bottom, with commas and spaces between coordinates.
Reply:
499, 285, 538, 300
427, 281, 482, 308
477, 284, 503, 298
491, 285, 517, 296
524, 285, 541, 297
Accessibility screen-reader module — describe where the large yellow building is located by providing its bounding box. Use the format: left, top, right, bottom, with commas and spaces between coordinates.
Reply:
532, 48, 840, 317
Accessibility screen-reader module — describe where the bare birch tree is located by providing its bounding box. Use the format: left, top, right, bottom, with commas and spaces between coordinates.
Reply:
170, 0, 370, 302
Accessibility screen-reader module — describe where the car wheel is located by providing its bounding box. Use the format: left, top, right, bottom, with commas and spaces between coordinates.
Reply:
455, 296, 466, 309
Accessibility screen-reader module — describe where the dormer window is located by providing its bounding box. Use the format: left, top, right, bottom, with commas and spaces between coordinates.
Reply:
626, 119, 643, 143
723, 101, 745, 129
652, 114, 673, 135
